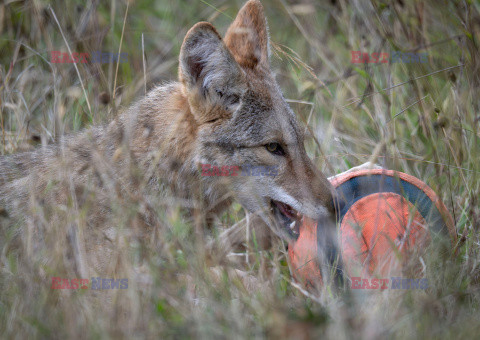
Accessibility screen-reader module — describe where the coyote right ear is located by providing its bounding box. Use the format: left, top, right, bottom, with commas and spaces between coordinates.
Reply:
224, 0, 270, 70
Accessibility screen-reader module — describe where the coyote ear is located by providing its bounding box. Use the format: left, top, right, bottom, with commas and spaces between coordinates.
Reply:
179, 22, 243, 100
224, 0, 270, 70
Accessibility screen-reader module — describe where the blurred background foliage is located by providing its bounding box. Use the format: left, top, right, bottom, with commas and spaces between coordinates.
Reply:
1, 0, 480, 338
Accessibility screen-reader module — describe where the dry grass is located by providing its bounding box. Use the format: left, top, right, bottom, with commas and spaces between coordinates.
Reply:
1, 0, 480, 338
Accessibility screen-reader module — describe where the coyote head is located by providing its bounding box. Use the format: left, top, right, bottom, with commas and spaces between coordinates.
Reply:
178, 0, 336, 240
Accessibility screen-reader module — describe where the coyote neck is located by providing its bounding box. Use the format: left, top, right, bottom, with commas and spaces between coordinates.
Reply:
113, 83, 230, 215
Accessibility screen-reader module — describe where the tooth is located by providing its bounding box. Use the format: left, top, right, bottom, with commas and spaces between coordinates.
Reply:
289, 221, 296, 230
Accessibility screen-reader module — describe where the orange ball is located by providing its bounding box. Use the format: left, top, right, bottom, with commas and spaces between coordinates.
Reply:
288, 169, 456, 287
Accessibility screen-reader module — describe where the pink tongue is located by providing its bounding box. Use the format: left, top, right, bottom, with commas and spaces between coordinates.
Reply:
277, 201, 296, 219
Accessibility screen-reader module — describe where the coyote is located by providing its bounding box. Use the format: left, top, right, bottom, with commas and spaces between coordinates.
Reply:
0, 0, 339, 280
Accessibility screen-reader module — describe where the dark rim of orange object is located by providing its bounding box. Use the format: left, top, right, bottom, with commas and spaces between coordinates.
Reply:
329, 169, 456, 242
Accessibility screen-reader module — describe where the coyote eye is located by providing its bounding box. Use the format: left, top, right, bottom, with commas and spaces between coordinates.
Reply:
265, 143, 285, 156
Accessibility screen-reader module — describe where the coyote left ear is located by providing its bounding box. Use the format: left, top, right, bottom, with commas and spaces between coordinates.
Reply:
224, 0, 270, 70
179, 22, 243, 101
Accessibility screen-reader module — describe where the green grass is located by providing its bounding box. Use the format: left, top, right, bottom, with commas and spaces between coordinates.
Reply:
1, 0, 480, 338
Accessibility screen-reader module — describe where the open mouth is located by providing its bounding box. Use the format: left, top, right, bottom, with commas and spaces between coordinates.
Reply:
270, 199, 301, 238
